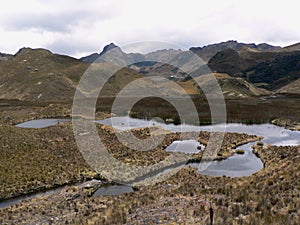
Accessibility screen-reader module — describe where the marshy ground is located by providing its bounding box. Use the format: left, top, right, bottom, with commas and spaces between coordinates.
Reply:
0, 96, 299, 224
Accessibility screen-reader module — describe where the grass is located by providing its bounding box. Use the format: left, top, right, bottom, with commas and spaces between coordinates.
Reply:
0, 123, 98, 200
1, 145, 297, 224
235, 149, 245, 154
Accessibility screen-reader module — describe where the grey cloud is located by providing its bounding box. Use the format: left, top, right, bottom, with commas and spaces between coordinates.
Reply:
46, 39, 99, 57
3, 9, 114, 33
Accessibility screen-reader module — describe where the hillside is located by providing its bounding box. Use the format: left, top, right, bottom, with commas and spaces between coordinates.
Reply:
277, 78, 300, 94
245, 52, 300, 90
190, 40, 280, 62
1, 41, 299, 104
81, 41, 299, 93
0, 52, 12, 61
208, 47, 300, 90
178, 73, 271, 98
0, 48, 88, 101
0, 47, 200, 102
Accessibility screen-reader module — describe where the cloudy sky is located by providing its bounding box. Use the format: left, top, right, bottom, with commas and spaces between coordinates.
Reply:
0, 0, 299, 58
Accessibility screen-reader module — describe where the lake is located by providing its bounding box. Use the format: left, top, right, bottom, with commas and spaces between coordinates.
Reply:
6, 116, 298, 209
16, 116, 300, 178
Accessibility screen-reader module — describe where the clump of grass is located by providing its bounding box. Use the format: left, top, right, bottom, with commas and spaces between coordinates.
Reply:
235, 149, 245, 154
257, 141, 264, 146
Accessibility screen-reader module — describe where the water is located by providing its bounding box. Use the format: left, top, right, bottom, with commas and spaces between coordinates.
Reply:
8, 116, 299, 208
16, 117, 300, 147
0, 183, 133, 209
189, 142, 264, 177
97, 116, 300, 146
16, 119, 70, 128
0, 186, 66, 209
93, 185, 133, 196
16, 117, 300, 178
165, 140, 205, 154
97, 116, 300, 177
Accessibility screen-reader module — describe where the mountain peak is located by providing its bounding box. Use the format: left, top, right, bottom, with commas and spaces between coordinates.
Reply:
15, 47, 52, 57
100, 43, 119, 56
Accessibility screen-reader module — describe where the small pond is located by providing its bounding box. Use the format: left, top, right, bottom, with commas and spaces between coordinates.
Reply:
165, 140, 205, 154
93, 185, 134, 196
0, 185, 67, 209
16, 119, 70, 128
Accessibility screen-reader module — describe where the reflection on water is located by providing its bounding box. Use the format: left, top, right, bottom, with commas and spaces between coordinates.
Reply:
15, 116, 300, 178
98, 116, 300, 146
98, 116, 300, 177
191, 142, 264, 177
16, 117, 300, 147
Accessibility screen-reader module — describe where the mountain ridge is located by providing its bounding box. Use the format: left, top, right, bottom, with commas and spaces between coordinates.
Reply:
0, 40, 299, 102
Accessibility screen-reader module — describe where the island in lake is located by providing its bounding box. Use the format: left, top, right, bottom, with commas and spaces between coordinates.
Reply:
0, 41, 299, 225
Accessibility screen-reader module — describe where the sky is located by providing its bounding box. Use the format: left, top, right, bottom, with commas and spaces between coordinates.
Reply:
0, 0, 299, 58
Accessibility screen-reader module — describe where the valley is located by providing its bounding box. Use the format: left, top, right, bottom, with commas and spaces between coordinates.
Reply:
0, 40, 299, 224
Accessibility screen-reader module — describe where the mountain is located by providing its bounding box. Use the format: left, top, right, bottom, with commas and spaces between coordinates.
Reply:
245, 52, 300, 90
80, 43, 120, 63
80, 43, 145, 66
189, 40, 281, 62
277, 78, 300, 94
81, 44, 202, 80
81, 41, 284, 82
178, 72, 271, 98
0, 47, 199, 102
0, 52, 13, 61
0, 48, 88, 101
82, 40, 281, 65
1, 40, 299, 103
281, 42, 300, 52
208, 45, 300, 90
80, 53, 100, 64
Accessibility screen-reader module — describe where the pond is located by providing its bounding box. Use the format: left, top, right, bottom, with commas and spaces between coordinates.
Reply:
189, 142, 264, 177
16, 118, 70, 128
93, 185, 134, 196
97, 116, 300, 146
0, 185, 68, 209
15, 117, 300, 177
8, 116, 299, 209
15, 116, 300, 147
97, 116, 300, 177
165, 140, 205, 154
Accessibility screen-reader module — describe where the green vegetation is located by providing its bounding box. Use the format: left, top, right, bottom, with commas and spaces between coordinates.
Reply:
235, 149, 245, 154
247, 53, 300, 90
0, 44, 299, 224
0, 145, 298, 224
0, 123, 98, 200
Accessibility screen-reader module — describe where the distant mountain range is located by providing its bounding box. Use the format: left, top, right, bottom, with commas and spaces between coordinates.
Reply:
0, 52, 13, 61
207, 43, 300, 90
190, 40, 281, 62
0, 40, 299, 102
80, 40, 283, 64
80, 41, 300, 91
79, 41, 300, 89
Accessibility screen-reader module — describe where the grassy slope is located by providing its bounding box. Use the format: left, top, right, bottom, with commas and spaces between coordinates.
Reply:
0, 48, 88, 102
